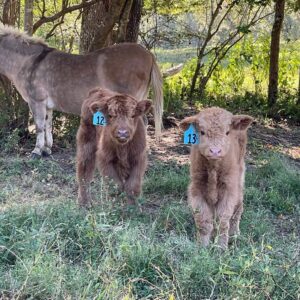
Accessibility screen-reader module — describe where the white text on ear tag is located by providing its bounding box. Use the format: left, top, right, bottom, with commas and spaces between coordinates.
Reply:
184, 124, 199, 145
93, 111, 107, 126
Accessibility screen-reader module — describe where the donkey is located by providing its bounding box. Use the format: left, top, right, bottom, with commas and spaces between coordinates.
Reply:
0, 24, 163, 158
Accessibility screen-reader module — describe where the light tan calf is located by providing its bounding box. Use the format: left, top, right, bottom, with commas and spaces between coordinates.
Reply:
180, 107, 253, 250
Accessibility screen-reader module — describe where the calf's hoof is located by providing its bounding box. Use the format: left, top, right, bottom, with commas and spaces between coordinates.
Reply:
196, 238, 210, 248
78, 196, 92, 209
126, 197, 137, 206
217, 241, 229, 252
78, 202, 92, 210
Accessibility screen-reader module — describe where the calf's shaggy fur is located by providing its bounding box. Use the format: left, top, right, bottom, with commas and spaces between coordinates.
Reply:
180, 107, 253, 249
76, 88, 152, 207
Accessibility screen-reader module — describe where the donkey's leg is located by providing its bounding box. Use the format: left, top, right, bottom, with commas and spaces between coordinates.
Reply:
30, 101, 47, 158
43, 109, 53, 156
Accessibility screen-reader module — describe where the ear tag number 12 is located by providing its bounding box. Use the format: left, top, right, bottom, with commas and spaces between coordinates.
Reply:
184, 124, 199, 145
93, 111, 107, 126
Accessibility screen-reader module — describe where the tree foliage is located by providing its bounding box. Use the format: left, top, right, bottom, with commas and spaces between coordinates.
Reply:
0, 0, 299, 141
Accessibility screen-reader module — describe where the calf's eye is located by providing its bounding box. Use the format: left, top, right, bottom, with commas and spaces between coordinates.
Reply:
226, 131, 230, 135
200, 131, 205, 136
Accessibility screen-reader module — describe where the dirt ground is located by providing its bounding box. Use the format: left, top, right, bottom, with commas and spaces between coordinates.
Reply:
146, 121, 300, 167
18, 119, 300, 171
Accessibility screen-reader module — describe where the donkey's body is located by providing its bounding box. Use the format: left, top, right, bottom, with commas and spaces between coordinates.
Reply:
0, 25, 163, 156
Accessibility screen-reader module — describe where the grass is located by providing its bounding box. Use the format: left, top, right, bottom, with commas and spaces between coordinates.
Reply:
0, 147, 299, 299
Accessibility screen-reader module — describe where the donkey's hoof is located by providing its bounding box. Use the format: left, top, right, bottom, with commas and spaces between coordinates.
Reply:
42, 150, 52, 158
30, 152, 41, 160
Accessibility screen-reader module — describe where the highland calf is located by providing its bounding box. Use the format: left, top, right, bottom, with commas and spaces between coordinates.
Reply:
76, 88, 152, 208
180, 107, 253, 249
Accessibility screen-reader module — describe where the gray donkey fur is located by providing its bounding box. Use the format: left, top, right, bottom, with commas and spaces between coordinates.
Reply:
0, 25, 163, 157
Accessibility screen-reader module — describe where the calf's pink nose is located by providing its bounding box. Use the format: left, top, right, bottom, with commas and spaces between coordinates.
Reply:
210, 147, 221, 156
118, 129, 129, 138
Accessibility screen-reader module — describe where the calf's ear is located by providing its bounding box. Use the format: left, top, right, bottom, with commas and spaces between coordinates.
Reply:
87, 88, 119, 114
135, 100, 152, 116
231, 115, 253, 130
179, 116, 198, 131
89, 100, 108, 114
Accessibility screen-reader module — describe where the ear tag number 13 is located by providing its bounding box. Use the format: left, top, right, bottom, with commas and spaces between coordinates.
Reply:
184, 124, 199, 145
93, 111, 107, 126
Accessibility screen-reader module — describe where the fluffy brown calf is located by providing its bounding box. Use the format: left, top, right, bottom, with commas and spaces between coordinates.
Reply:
180, 107, 253, 249
76, 88, 152, 208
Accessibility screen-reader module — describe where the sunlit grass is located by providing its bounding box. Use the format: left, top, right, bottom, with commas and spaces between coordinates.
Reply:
0, 150, 299, 299
155, 39, 300, 121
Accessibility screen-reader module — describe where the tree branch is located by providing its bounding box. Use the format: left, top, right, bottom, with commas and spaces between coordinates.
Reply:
45, 20, 65, 40
210, 0, 238, 37
32, 0, 98, 33
208, 9, 271, 79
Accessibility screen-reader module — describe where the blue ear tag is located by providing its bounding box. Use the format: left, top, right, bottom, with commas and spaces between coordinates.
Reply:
184, 124, 199, 145
92, 111, 107, 126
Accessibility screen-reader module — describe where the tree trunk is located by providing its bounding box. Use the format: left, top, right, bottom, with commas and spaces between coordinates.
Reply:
297, 66, 300, 106
189, 1, 224, 99
24, 0, 34, 35
125, 0, 143, 42
80, 0, 130, 53
116, 0, 133, 43
189, 60, 201, 102
0, 0, 30, 134
80, 1, 109, 53
1, 0, 19, 97
20, 0, 34, 131
268, 0, 285, 110
2, 0, 19, 25
80, 0, 143, 53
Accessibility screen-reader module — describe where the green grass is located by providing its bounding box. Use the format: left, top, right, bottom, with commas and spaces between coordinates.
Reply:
0, 151, 299, 299
155, 47, 197, 66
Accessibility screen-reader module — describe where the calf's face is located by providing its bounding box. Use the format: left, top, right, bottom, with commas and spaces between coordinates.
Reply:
89, 90, 152, 145
180, 107, 253, 160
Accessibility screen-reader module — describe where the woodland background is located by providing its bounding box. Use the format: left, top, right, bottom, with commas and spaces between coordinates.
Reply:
0, 1, 299, 299
0, 0, 299, 143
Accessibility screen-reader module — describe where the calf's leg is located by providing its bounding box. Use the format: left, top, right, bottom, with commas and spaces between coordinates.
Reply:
98, 158, 124, 190
76, 125, 97, 208
189, 186, 214, 247
216, 191, 237, 250
229, 202, 243, 236
229, 166, 245, 237
216, 215, 231, 250
124, 158, 146, 205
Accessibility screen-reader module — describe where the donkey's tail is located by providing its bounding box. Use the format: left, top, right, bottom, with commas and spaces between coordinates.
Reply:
150, 56, 163, 140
